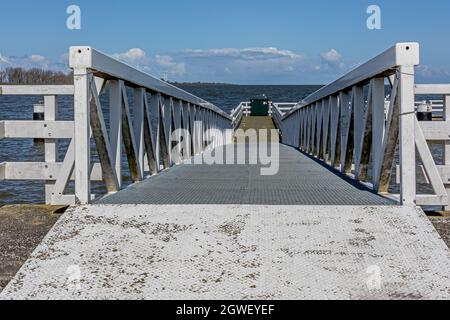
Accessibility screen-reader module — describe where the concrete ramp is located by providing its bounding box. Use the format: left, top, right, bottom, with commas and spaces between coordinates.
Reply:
1, 205, 449, 300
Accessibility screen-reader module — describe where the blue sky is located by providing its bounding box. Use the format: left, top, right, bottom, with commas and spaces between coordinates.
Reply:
1, 0, 450, 84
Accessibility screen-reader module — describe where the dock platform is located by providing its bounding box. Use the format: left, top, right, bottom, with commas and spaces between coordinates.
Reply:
1, 43, 450, 300
2, 139, 449, 300
1, 204, 449, 300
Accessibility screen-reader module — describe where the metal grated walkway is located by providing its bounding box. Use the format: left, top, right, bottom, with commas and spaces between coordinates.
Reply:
98, 144, 394, 206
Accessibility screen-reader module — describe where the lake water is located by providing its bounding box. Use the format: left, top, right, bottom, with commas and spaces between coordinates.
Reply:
0, 84, 325, 205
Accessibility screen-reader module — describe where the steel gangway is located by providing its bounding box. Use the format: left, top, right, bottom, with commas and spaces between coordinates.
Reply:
1, 43, 450, 300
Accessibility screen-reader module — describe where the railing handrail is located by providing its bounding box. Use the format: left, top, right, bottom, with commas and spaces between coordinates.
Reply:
231, 102, 250, 117
1, 46, 233, 205
273, 103, 296, 115
230, 101, 297, 123
0, 85, 74, 96
70, 46, 233, 204
70, 46, 231, 120
283, 43, 419, 120
277, 42, 429, 207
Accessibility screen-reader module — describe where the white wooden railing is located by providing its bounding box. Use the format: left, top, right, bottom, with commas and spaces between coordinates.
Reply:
0, 86, 76, 204
279, 42, 450, 208
0, 46, 232, 205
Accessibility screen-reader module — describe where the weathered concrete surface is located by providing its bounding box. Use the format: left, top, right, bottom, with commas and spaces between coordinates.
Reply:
0, 205, 63, 291
1, 205, 449, 300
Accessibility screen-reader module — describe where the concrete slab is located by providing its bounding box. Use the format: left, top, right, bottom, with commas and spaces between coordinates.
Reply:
1, 205, 449, 300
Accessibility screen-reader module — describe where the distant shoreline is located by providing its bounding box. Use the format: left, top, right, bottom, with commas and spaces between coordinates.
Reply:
0, 67, 324, 87
172, 82, 324, 87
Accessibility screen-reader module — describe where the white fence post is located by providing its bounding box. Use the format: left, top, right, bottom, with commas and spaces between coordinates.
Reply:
73, 69, 91, 204
399, 65, 417, 205
44, 95, 58, 204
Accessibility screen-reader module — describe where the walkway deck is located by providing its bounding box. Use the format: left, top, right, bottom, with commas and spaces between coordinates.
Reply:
99, 114, 391, 206
98, 116, 390, 206
236, 116, 279, 142
1, 117, 449, 300
98, 144, 393, 206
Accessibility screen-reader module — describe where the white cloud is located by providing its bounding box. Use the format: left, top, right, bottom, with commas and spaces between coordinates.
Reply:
113, 48, 147, 61
0, 46, 376, 84
112, 48, 150, 72
176, 47, 312, 83
29, 54, 47, 63
112, 48, 155, 76
155, 55, 186, 77
319, 48, 346, 72
0, 54, 10, 65
184, 47, 302, 60
320, 49, 342, 64
0, 53, 55, 70
111, 48, 186, 78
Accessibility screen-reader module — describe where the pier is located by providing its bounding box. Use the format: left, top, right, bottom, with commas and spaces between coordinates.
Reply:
1, 43, 450, 299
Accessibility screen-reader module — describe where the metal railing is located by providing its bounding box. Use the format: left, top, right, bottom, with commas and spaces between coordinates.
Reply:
0, 46, 232, 205
273, 103, 297, 116
280, 42, 450, 207
231, 102, 251, 129
231, 101, 296, 130
272, 103, 296, 131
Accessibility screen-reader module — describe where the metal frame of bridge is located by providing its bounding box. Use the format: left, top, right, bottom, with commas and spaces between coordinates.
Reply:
1, 43, 450, 300
1, 43, 450, 209
273, 43, 450, 208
